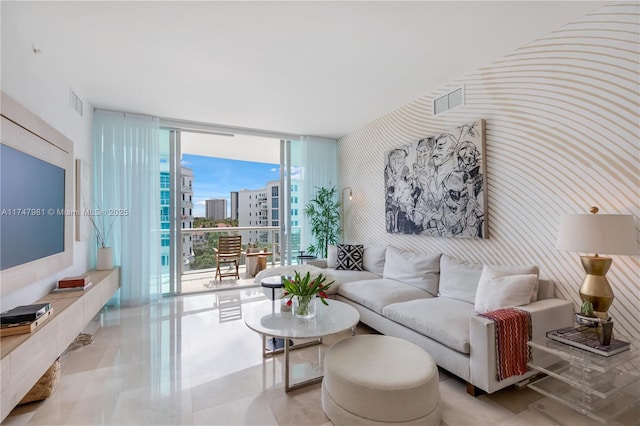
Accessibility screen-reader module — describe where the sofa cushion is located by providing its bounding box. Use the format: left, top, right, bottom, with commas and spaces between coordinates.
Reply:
338, 279, 433, 315
383, 297, 475, 354
382, 247, 441, 296
474, 274, 538, 314
477, 264, 540, 303
336, 244, 364, 271
327, 244, 338, 268
322, 269, 380, 294
438, 255, 484, 304
537, 279, 555, 300
363, 245, 388, 275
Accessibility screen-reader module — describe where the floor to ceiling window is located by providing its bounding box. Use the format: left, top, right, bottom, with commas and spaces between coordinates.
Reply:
160, 129, 288, 295
157, 125, 337, 296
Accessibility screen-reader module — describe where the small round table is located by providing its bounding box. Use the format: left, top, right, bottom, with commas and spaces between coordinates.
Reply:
260, 275, 289, 351
297, 254, 317, 265
260, 275, 287, 301
244, 299, 360, 392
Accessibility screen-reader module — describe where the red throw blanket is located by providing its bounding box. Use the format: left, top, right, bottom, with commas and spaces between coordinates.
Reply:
478, 308, 532, 381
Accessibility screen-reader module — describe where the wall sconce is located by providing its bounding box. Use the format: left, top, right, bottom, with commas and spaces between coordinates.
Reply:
341, 187, 353, 241
556, 206, 637, 319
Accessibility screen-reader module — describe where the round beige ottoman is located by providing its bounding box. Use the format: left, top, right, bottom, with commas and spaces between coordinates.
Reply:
322, 335, 441, 426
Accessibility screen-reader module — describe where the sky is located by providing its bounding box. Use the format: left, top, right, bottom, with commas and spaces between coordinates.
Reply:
182, 154, 279, 218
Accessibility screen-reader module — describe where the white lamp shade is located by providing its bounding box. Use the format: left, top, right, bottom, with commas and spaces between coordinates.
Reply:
557, 214, 638, 255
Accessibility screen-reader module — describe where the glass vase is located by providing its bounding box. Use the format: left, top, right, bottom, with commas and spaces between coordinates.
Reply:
293, 295, 316, 319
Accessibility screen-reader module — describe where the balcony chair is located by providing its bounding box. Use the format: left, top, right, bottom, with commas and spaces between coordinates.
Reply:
214, 235, 242, 281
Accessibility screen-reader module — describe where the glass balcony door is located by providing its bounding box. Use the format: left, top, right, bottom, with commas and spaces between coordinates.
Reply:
162, 128, 285, 295
158, 126, 336, 296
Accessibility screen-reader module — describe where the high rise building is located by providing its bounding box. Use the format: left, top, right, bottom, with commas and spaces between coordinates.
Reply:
237, 180, 300, 249
160, 171, 170, 269
181, 167, 194, 268
230, 191, 238, 221
237, 188, 268, 244
205, 198, 227, 221
160, 167, 194, 270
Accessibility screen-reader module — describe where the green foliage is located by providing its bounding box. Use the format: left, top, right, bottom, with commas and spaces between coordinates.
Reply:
580, 300, 595, 317
303, 186, 341, 258
281, 271, 334, 306
193, 217, 238, 228
191, 249, 215, 269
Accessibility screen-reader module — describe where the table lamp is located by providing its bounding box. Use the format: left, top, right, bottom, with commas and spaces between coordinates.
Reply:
556, 207, 638, 319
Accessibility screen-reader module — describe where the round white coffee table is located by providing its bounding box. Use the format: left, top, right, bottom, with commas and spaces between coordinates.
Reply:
244, 299, 359, 392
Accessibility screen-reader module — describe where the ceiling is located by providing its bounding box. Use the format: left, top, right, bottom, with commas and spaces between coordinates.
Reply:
2, 1, 606, 140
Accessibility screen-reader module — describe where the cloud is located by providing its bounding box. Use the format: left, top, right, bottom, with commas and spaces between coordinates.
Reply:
291, 166, 302, 180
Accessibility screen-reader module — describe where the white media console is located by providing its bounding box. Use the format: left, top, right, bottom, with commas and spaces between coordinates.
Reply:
0, 268, 120, 421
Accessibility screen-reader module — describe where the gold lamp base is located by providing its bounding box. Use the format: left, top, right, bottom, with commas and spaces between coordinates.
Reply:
579, 255, 614, 320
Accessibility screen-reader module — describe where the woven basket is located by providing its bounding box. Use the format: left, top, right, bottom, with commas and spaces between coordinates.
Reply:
18, 358, 61, 405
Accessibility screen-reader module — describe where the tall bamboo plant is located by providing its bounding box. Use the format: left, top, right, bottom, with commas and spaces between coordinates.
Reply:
304, 186, 341, 259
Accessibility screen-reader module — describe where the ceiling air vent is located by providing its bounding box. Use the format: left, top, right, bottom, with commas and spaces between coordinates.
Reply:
69, 88, 83, 117
433, 87, 464, 116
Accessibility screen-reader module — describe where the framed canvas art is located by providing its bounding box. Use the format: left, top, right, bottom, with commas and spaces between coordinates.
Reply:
384, 119, 487, 238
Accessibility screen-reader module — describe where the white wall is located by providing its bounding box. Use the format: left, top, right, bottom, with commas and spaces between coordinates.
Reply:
338, 3, 639, 337
1, 27, 94, 309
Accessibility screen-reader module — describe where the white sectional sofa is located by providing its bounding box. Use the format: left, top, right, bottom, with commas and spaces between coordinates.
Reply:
310, 245, 574, 395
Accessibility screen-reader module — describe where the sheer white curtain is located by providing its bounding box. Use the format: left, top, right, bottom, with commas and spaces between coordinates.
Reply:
93, 110, 161, 306
295, 136, 338, 255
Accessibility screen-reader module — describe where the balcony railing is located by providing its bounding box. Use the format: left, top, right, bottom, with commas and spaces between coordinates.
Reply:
180, 226, 279, 274
180, 225, 303, 272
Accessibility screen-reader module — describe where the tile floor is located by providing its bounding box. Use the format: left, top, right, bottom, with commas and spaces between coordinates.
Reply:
3, 288, 638, 425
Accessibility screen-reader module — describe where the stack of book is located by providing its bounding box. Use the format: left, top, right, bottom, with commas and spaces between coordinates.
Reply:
54, 275, 92, 291
0, 303, 53, 336
547, 326, 630, 357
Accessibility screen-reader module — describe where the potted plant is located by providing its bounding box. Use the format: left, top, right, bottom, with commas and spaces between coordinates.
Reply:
281, 271, 334, 319
576, 300, 598, 325
303, 185, 341, 259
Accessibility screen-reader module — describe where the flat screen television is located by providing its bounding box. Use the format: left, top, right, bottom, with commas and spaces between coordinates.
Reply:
0, 92, 74, 296
1, 144, 66, 269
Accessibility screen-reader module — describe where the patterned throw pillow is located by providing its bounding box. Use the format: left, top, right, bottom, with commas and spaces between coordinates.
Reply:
336, 244, 364, 271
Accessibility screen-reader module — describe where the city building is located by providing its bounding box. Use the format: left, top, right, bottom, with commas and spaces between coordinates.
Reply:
160, 167, 194, 270
237, 188, 268, 245
236, 180, 300, 249
181, 167, 194, 267
230, 191, 238, 221
205, 198, 227, 221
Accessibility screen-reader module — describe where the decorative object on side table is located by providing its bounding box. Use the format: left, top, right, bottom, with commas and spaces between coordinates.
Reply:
546, 326, 629, 357
281, 271, 334, 320
573, 300, 615, 346
556, 206, 638, 320
575, 300, 599, 325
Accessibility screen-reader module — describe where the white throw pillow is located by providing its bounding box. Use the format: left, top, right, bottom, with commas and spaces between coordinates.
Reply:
382, 247, 441, 296
327, 244, 337, 268
474, 274, 538, 314
438, 255, 484, 304
363, 245, 387, 275
476, 264, 540, 303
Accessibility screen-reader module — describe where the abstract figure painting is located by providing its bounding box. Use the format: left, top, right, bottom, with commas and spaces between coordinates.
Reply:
384, 120, 487, 238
